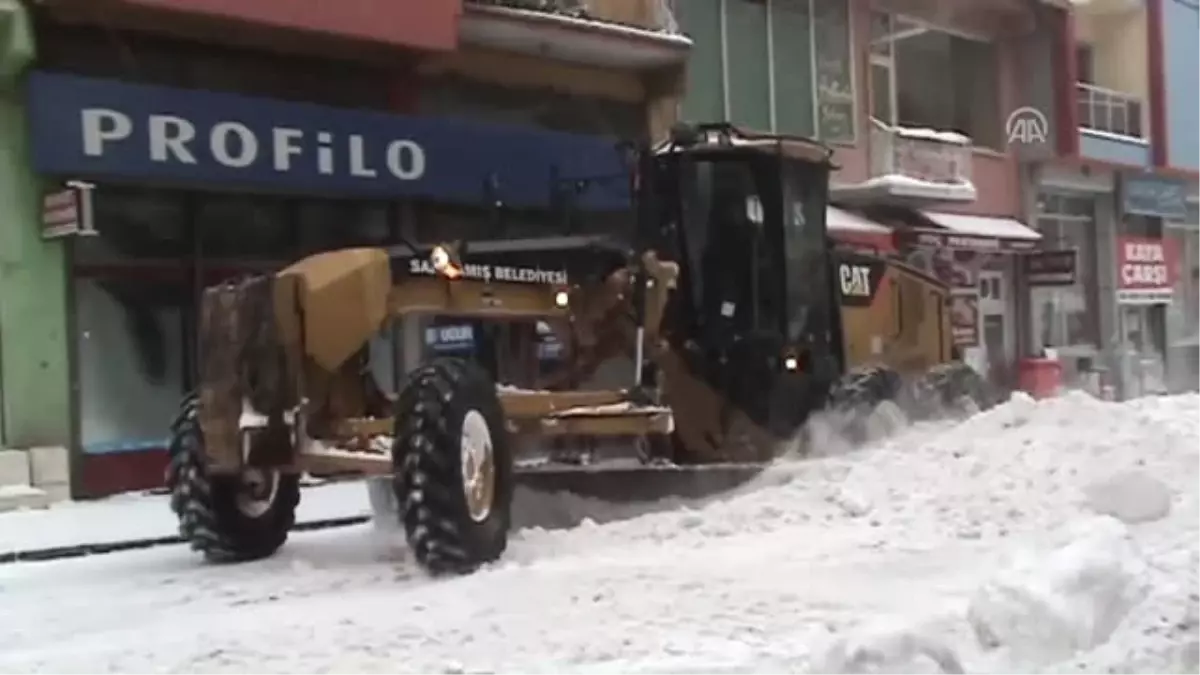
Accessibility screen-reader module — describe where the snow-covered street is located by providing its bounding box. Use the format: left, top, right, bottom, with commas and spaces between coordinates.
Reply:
1, 392, 1196, 674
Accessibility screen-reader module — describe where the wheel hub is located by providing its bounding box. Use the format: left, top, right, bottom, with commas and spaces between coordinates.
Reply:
235, 468, 280, 519
460, 410, 496, 523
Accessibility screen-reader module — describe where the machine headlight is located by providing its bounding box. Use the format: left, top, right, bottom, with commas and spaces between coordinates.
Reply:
554, 290, 570, 308
431, 245, 463, 279
784, 356, 799, 371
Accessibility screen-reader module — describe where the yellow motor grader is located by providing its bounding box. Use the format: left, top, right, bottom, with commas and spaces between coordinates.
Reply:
167, 123, 993, 575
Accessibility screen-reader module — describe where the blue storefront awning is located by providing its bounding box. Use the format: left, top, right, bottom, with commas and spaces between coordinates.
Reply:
25, 70, 632, 210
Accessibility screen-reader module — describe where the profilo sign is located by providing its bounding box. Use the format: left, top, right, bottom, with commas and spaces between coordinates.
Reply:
26, 71, 630, 209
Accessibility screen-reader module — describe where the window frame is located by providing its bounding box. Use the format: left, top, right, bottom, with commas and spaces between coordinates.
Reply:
869, 12, 1004, 149
807, 0, 858, 145
697, 0, 858, 143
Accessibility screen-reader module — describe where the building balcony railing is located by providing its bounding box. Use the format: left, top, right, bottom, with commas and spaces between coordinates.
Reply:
1077, 82, 1144, 139
869, 118, 974, 187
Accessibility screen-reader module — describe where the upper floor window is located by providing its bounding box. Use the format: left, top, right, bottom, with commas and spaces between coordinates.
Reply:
1075, 43, 1096, 85
869, 13, 1002, 150
675, 0, 855, 144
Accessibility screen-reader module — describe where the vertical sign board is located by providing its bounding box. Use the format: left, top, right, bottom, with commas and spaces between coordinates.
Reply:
1115, 236, 1178, 305
41, 181, 97, 239
949, 291, 980, 347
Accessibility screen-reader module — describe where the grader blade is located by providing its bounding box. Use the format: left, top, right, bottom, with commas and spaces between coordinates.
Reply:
513, 461, 768, 502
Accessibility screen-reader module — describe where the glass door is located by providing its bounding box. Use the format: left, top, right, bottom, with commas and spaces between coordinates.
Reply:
978, 271, 1008, 387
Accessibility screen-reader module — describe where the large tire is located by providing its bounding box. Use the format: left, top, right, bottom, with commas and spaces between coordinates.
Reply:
825, 365, 906, 447
391, 358, 514, 576
166, 393, 300, 563
910, 362, 1000, 421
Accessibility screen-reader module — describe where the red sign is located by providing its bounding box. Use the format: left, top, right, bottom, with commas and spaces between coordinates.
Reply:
1116, 236, 1179, 305
41, 182, 97, 240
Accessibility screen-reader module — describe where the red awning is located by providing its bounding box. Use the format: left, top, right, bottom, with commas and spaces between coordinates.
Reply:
827, 207, 895, 254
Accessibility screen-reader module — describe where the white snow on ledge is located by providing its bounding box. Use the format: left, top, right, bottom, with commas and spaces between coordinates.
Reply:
891, 125, 971, 146
1079, 126, 1151, 147
836, 174, 979, 203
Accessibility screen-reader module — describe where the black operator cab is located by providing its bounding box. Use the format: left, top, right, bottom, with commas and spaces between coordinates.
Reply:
646, 123, 841, 437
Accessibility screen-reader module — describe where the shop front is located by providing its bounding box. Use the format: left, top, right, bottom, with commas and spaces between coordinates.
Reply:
1029, 187, 1105, 391
1165, 204, 1199, 393
26, 70, 634, 497
1114, 172, 1193, 398
1113, 234, 1179, 396
856, 206, 1041, 390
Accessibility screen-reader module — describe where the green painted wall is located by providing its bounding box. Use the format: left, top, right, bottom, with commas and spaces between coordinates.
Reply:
0, 2, 72, 451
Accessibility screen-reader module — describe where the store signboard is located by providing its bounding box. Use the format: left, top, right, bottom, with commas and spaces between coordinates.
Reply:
1023, 249, 1077, 286
425, 324, 476, 355
950, 291, 979, 347
25, 71, 630, 210
41, 181, 97, 239
1120, 173, 1190, 221
898, 228, 1039, 253
1115, 236, 1178, 305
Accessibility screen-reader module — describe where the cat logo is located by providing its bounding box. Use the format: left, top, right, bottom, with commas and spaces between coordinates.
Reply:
839, 263, 873, 298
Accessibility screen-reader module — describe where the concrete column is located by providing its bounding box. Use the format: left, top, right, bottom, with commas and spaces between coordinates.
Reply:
1015, 162, 1042, 359
0, 3, 73, 508
645, 66, 685, 143
1092, 189, 1123, 395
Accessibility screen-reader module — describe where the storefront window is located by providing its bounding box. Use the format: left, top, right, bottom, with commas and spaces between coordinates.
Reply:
74, 189, 402, 458
196, 195, 291, 261
413, 201, 633, 244
75, 189, 190, 455
1033, 193, 1099, 386
1166, 222, 1199, 392
296, 200, 394, 252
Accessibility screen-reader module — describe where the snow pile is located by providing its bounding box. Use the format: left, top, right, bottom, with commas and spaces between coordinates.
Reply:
1083, 471, 1173, 524
508, 391, 1199, 672
0, 392, 1195, 674
966, 516, 1149, 666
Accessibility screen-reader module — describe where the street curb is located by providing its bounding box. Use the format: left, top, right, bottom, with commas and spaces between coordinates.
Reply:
0, 514, 371, 566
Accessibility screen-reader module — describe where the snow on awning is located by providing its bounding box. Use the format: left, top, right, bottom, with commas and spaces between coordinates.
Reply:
827, 207, 895, 254
899, 210, 1042, 253
459, 3, 692, 70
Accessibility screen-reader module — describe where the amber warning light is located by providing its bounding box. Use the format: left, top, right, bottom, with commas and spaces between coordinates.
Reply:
430, 245, 463, 280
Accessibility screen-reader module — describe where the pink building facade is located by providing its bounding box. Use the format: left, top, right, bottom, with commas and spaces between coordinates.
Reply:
675, 0, 1071, 390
